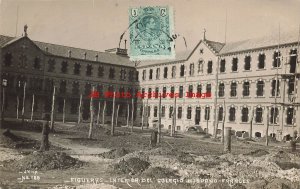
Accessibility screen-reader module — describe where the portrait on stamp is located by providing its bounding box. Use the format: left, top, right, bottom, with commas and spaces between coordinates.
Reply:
129, 6, 175, 61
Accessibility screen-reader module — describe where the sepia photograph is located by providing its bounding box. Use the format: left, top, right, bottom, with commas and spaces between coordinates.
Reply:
0, 0, 300, 188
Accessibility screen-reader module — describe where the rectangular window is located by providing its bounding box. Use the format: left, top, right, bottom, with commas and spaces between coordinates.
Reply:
169, 107, 173, 118
242, 108, 249, 122
290, 49, 297, 73
188, 85, 193, 98
243, 82, 250, 97
48, 59, 55, 72
187, 107, 192, 119
164, 67, 168, 78
142, 70, 146, 80
206, 84, 211, 97
230, 82, 237, 97
148, 88, 152, 98
180, 65, 185, 77
286, 107, 294, 125
61, 61, 68, 73
218, 83, 225, 97
288, 78, 295, 95
273, 51, 281, 68
109, 68, 115, 79
72, 81, 80, 95
232, 58, 238, 72
163, 87, 167, 98
155, 87, 159, 98
258, 53, 265, 69
179, 86, 183, 98
154, 106, 158, 117
255, 107, 263, 123
229, 107, 236, 122
197, 84, 202, 97
207, 61, 213, 74
218, 107, 223, 121
156, 68, 160, 79
270, 107, 279, 124
149, 69, 153, 80
198, 60, 203, 73
220, 59, 226, 73
189, 63, 194, 76
205, 107, 210, 121
170, 86, 175, 98
120, 69, 126, 80
161, 106, 165, 117
74, 63, 81, 75
177, 107, 182, 119
171, 66, 176, 78
256, 81, 264, 96
86, 64, 92, 76
98, 66, 104, 78
244, 56, 251, 71
271, 80, 280, 97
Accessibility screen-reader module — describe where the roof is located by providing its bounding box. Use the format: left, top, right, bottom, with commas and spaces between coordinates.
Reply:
137, 50, 192, 68
203, 39, 225, 53
220, 31, 300, 55
0, 35, 14, 47
0, 35, 135, 68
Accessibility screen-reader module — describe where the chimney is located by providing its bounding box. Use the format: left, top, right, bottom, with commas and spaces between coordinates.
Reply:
95, 54, 98, 61
84, 52, 87, 60
68, 50, 72, 57
124, 39, 127, 49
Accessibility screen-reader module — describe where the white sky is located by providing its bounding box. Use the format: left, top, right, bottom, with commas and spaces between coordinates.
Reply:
0, 0, 300, 52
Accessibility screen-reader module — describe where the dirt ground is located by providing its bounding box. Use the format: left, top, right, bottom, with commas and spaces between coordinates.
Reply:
0, 120, 300, 189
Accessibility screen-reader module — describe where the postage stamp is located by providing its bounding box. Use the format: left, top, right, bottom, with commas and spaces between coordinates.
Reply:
129, 6, 175, 61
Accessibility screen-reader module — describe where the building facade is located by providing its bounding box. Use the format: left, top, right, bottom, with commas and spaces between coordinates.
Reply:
0, 30, 299, 140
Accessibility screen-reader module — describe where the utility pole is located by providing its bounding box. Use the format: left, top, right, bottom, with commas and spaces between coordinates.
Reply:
206, 107, 209, 134
126, 100, 130, 127
221, 100, 226, 143
157, 95, 162, 143
0, 47, 2, 129
21, 82, 27, 126
171, 95, 177, 137
213, 57, 220, 138
96, 101, 101, 125
30, 94, 35, 120
62, 98, 66, 123
111, 91, 116, 136
141, 104, 145, 130
88, 86, 95, 139
77, 94, 82, 124
16, 96, 19, 119
102, 101, 106, 127
50, 86, 55, 132
266, 107, 270, 146
249, 108, 254, 139
131, 97, 134, 132
116, 104, 120, 127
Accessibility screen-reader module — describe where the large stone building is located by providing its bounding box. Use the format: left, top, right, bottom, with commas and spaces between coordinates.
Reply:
1, 29, 299, 140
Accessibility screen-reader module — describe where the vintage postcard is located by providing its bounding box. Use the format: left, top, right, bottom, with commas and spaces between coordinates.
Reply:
0, 0, 300, 189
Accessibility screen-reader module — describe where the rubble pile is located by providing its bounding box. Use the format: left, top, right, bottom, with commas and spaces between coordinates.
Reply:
99, 148, 129, 159
14, 151, 84, 170
112, 157, 150, 175
142, 167, 180, 179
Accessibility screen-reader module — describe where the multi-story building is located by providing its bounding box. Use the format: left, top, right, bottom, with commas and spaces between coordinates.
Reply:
0, 31, 139, 125
0, 28, 299, 140
136, 32, 300, 141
